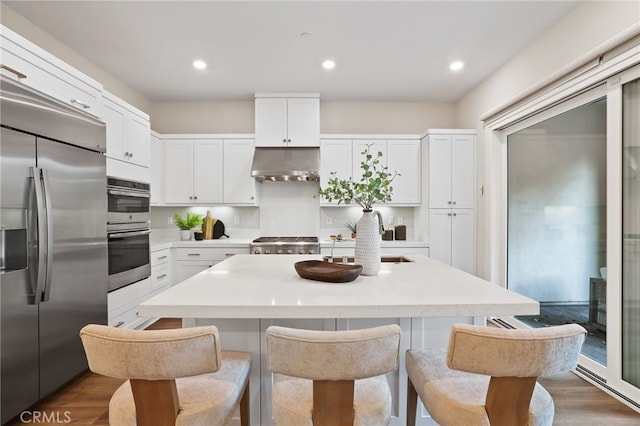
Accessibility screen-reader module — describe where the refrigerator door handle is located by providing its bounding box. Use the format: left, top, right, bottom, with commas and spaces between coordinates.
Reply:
41, 168, 54, 302
31, 167, 47, 304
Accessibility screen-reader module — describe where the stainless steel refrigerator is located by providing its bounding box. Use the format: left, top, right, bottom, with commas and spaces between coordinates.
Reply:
0, 76, 108, 423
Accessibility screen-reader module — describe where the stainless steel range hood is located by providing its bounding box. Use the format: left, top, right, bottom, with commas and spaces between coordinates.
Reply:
251, 147, 320, 182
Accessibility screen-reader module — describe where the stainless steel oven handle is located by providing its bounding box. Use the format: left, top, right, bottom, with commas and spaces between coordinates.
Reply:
107, 189, 151, 198
108, 229, 151, 239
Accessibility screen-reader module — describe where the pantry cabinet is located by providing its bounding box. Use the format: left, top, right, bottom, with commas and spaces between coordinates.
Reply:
255, 95, 319, 147
426, 129, 476, 274
164, 139, 223, 204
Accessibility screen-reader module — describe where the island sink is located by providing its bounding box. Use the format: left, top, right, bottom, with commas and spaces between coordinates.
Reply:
322, 255, 414, 264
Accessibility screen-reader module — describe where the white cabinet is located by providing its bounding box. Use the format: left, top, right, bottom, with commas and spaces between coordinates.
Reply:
255, 96, 319, 147
173, 247, 249, 284
103, 91, 150, 168
164, 139, 223, 204
150, 133, 164, 204
426, 130, 476, 274
223, 139, 256, 204
0, 25, 103, 118
320, 136, 421, 205
386, 140, 421, 204
107, 278, 153, 330
320, 139, 352, 203
150, 248, 171, 293
428, 134, 474, 209
428, 209, 475, 274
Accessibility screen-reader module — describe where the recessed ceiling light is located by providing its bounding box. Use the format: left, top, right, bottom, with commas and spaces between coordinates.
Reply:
193, 59, 207, 70
300, 32, 311, 39
449, 61, 464, 71
322, 59, 336, 70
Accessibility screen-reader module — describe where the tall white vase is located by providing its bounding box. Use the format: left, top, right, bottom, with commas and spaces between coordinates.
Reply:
355, 210, 383, 276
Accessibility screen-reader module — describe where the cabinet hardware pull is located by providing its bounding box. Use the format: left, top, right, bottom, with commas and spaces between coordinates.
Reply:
157, 274, 168, 279
129, 152, 133, 158
1, 64, 27, 79
447, 201, 452, 205
70, 98, 90, 109
452, 201, 456, 205
447, 213, 452, 216
157, 255, 168, 260
283, 139, 287, 143
288, 139, 291, 143
114, 321, 125, 328
189, 196, 193, 200
187, 253, 200, 256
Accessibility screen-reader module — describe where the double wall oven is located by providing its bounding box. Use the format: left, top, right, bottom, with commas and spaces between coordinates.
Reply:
107, 177, 151, 292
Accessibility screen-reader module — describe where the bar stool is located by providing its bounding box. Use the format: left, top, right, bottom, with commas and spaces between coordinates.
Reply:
265, 324, 401, 426
80, 324, 251, 426
406, 323, 586, 426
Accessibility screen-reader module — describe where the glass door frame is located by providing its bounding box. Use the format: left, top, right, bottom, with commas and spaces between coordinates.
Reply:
483, 64, 640, 408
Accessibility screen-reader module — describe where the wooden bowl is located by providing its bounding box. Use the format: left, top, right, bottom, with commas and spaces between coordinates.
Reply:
294, 260, 362, 283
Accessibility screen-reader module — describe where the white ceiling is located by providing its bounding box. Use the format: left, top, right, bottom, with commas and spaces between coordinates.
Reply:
5, 1, 580, 102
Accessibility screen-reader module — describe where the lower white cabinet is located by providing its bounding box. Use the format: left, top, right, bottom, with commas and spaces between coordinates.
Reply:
173, 247, 249, 284
428, 208, 475, 274
107, 278, 154, 330
107, 247, 172, 329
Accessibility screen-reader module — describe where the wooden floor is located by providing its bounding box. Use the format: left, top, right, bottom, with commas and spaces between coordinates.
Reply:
5, 319, 639, 425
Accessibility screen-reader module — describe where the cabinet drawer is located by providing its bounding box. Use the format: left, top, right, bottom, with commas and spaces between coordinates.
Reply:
151, 248, 170, 267
1, 28, 102, 117
150, 264, 170, 292
107, 277, 151, 312
175, 247, 248, 261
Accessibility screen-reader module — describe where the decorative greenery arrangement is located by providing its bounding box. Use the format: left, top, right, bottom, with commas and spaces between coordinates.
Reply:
318, 144, 399, 210
173, 212, 203, 230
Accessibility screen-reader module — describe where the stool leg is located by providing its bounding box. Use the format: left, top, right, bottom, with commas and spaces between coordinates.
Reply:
407, 378, 418, 426
240, 378, 250, 426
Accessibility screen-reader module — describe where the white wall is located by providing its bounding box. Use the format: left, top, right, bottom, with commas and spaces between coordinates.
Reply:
454, 0, 640, 278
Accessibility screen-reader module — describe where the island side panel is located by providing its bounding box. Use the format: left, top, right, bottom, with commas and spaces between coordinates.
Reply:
336, 317, 411, 426
191, 318, 262, 426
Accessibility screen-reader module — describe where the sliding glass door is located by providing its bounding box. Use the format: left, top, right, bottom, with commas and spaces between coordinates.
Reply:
497, 65, 640, 408
622, 77, 640, 388
507, 96, 607, 364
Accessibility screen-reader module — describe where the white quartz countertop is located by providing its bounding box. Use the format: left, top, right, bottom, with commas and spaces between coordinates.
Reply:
150, 233, 253, 251
138, 254, 538, 319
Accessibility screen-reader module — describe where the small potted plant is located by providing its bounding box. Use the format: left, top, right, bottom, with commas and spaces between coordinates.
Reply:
173, 212, 203, 241
345, 220, 357, 239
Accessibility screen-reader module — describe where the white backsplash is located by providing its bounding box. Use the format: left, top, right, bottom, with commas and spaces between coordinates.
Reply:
151, 187, 418, 240
257, 181, 320, 236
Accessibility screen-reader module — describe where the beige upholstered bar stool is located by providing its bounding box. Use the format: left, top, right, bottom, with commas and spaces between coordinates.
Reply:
265, 324, 401, 426
406, 323, 586, 426
80, 324, 251, 426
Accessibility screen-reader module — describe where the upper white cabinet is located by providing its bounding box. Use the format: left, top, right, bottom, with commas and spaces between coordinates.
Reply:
103, 91, 150, 168
159, 136, 256, 206
255, 95, 319, 147
223, 139, 256, 204
164, 139, 223, 204
428, 133, 475, 209
150, 133, 164, 205
320, 136, 421, 205
0, 25, 103, 117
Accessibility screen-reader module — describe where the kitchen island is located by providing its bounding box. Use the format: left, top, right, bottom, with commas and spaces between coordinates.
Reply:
139, 254, 537, 426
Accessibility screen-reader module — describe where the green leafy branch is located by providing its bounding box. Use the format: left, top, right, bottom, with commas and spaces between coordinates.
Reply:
318, 144, 399, 210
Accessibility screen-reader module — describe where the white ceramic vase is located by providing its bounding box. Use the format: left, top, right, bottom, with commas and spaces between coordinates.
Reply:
355, 210, 383, 275
180, 230, 192, 241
